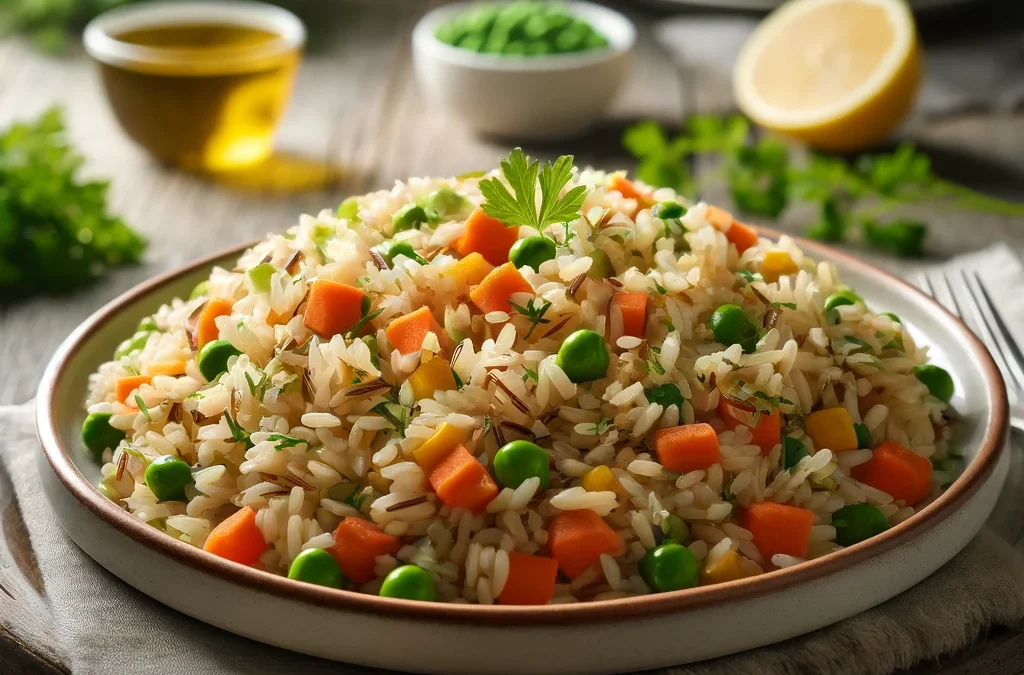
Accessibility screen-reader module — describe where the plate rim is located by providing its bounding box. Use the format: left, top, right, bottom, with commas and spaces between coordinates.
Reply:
35, 226, 1009, 626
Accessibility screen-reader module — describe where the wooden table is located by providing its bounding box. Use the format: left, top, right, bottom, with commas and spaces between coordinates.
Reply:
0, 1, 1022, 672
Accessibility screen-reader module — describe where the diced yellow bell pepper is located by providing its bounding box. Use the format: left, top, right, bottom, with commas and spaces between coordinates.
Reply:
443, 252, 493, 288
408, 357, 457, 401
804, 407, 858, 452
412, 422, 466, 472
700, 549, 747, 585
761, 251, 799, 282
581, 466, 614, 492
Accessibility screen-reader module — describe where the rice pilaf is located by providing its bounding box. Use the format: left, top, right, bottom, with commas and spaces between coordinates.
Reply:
83, 151, 955, 605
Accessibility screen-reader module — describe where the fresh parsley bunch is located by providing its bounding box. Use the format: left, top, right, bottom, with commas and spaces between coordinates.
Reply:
0, 108, 145, 304
0, 0, 135, 52
623, 116, 1024, 258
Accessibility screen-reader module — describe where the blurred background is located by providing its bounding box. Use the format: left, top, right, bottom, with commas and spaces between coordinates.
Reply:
0, 0, 1022, 410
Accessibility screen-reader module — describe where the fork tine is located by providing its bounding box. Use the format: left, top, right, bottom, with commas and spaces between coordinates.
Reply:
919, 271, 961, 318
962, 271, 1024, 391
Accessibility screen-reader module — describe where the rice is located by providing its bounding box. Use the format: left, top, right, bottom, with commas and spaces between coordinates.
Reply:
84, 160, 953, 606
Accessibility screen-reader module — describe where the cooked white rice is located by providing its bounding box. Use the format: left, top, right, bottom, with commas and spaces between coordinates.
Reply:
85, 159, 953, 604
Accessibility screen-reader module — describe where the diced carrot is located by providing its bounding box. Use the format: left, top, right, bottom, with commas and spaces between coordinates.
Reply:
609, 173, 653, 216
610, 291, 648, 339
469, 262, 533, 315
196, 297, 235, 350
498, 552, 559, 605
385, 306, 446, 355
203, 506, 267, 566
805, 407, 858, 453
115, 375, 152, 405
741, 502, 814, 562
142, 360, 188, 377
654, 423, 721, 474
548, 509, 622, 580
726, 221, 760, 254
718, 398, 781, 456
761, 251, 799, 282
412, 422, 467, 472
705, 205, 759, 254
443, 251, 494, 288
303, 279, 367, 338
853, 441, 933, 506
452, 207, 519, 266
326, 517, 401, 584
428, 444, 499, 513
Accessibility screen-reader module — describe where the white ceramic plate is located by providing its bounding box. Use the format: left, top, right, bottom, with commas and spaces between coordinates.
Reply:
36, 230, 1008, 674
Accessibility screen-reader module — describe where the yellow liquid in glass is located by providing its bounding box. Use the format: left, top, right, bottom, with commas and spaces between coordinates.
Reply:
99, 23, 300, 172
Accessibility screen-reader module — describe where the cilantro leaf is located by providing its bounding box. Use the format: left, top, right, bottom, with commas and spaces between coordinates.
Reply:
480, 148, 586, 230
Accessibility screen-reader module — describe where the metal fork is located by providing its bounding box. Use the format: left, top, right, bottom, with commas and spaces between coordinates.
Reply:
919, 269, 1024, 431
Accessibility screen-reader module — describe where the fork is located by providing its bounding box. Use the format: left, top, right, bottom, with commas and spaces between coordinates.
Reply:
919, 269, 1024, 432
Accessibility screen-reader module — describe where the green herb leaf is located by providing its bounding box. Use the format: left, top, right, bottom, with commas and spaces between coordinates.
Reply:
266, 433, 307, 451
479, 148, 585, 230
509, 297, 553, 339
344, 308, 385, 340
522, 366, 539, 384
134, 395, 151, 421
862, 219, 928, 258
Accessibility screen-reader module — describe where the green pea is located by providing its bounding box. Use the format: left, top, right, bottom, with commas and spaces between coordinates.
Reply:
555, 329, 610, 383
503, 40, 527, 55
198, 339, 242, 381
824, 289, 862, 312
913, 364, 954, 404
494, 440, 550, 490
554, 24, 586, 52
288, 548, 344, 588
422, 187, 470, 217
188, 281, 209, 301
144, 455, 193, 502
375, 241, 427, 267
115, 330, 155, 359
832, 502, 889, 546
644, 383, 684, 410
392, 204, 438, 232
509, 236, 556, 271
247, 263, 277, 293
653, 201, 686, 220
137, 317, 159, 332
660, 515, 689, 544
587, 248, 614, 279
583, 31, 609, 50
379, 565, 436, 602
782, 436, 809, 470
458, 33, 486, 52
81, 412, 126, 461
525, 41, 553, 56
639, 542, 699, 593
854, 422, 872, 449
336, 197, 360, 221
881, 312, 901, 324
709, 304, 759, 354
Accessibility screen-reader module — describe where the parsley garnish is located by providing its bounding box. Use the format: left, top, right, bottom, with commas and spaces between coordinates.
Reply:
479, 148, 587, 230
522, 367, 539, 384
647, 346, 666, 375
589, 418, 614, 435
224, 411, 252, 447
772, 301, 797, 310
509, 297, 553, 339
134, 395, 151, 421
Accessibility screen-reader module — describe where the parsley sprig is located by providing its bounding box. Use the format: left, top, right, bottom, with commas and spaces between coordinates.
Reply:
479, 148, 587, 230
623, 115, 1024, 258
508, 297, 553, 339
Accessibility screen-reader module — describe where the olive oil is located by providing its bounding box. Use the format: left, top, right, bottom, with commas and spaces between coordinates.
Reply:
92, 18, 302, 172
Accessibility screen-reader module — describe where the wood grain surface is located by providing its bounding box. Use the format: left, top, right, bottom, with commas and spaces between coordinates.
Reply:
0, 1, 1022, 672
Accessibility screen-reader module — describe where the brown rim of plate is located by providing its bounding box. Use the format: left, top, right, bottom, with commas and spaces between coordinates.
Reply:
36, 225, 1009, 626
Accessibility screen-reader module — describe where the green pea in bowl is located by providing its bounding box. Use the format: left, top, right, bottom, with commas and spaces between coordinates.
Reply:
412, 1, 636, 139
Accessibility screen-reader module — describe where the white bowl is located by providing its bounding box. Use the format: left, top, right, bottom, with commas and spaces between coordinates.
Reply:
36, 228, 1009, 674
411, 2, 636, 139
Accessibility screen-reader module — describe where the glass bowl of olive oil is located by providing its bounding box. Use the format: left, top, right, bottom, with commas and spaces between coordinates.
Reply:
84, 1, 305, 172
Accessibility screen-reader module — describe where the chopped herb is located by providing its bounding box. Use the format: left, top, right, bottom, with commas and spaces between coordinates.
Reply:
266, 433, 307, 451
590, 417, 614, 435
355, 275, 371, 288
372, 402, 411, 434
772, 301, 798, 310
452, 369, 464, 389
509, 297, 553, 339
737, 269, 763, 283
344, 486, 370, 510
244, 372, 258, 397
522, 366, 539, 384
479, 148, 587, 230
344, 308, 384, 340
647, 346, 666, 375
660, 318, 676, 332
134, 395, 151, 421
123, 365, 140, 376
224, 411, 251, 447
651, 282, 668, 295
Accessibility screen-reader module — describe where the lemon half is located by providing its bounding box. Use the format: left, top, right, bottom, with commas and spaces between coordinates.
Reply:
734, 0, 921, 152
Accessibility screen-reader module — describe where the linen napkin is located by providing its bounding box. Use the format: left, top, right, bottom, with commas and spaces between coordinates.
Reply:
2, 244, 1024, 675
